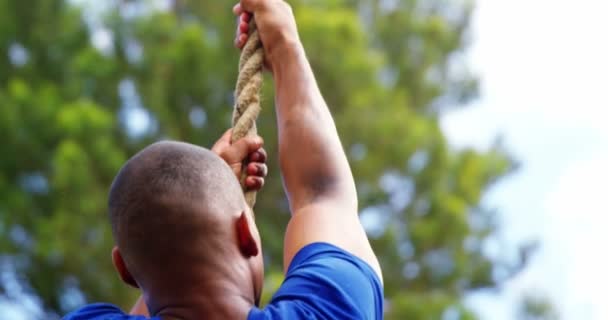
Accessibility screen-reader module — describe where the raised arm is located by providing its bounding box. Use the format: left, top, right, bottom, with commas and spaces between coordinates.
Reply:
236, 0, 382, 281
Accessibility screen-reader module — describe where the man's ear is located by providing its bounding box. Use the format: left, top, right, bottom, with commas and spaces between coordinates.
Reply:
236, 211, 259, 257
112, 247, 139, 288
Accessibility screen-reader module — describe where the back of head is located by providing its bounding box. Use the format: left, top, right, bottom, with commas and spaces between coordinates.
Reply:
108, 141, 247, 291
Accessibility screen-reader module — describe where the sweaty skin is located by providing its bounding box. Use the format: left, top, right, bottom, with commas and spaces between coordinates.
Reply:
235, 0, 382, 281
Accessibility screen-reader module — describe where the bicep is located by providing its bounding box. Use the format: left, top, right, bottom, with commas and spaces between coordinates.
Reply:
283, 201, 383, 283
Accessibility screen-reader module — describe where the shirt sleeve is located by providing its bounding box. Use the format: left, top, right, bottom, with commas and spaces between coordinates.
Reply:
63, 303, 152, 320
249, 243, 384, 320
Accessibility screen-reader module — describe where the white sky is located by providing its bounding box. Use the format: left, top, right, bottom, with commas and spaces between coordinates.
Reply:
442, 0, 608, 319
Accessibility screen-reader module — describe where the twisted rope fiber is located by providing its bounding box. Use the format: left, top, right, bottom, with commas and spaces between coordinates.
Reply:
231, 18, 264, 208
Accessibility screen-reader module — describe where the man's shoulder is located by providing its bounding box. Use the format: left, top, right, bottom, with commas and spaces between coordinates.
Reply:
249, 242, 384, 320
63, 303, 155, 320
287, 242, 381, 275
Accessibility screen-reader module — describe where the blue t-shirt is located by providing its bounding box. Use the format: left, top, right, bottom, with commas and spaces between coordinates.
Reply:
64, 243, 384, 320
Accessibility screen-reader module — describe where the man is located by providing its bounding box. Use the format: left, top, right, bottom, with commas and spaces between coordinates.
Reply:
64, 1, 383, 319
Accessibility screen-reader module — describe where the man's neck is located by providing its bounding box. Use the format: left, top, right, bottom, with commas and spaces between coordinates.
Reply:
155, 293, 253, 320
147, 269, 256, 320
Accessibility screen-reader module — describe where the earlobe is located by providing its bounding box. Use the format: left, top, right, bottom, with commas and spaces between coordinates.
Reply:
236, 212, 259, 257
112, 247, 139, 288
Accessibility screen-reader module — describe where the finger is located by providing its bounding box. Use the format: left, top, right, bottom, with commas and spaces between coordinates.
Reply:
245, 176, 265, 190
249, 148, 267, 163
238, 34, 248, 49
247, 163, 267, 177
241, 12, 251, 23
227, 136, 264, 163
233, 3, 243, 15
239, 20, 249, 34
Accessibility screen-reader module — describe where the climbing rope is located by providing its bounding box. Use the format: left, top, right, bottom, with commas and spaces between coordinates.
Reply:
231, 17, 264, 209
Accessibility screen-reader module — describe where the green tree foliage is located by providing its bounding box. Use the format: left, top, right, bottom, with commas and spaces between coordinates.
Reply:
518, 293, 560, 320
0, 0, 527, 319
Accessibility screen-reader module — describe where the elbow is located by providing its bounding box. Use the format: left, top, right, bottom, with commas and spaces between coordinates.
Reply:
297, 173, 358, 210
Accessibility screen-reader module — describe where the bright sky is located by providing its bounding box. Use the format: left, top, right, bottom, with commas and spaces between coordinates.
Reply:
442, 0, 608, 319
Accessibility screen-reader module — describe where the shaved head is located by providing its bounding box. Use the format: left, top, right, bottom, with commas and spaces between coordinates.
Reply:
108, 141, 251, 289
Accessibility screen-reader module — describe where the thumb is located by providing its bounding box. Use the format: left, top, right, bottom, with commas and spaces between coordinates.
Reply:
240, 0, 264, 12
217, 129, 234, 146
211, 129, 233, 153
226, 135, 264, 163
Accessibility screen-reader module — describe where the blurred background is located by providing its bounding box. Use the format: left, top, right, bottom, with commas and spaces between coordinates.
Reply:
0, 0, 606, 319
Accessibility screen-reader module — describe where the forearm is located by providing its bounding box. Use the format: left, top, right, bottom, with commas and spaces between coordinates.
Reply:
272, 44, 357, 211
